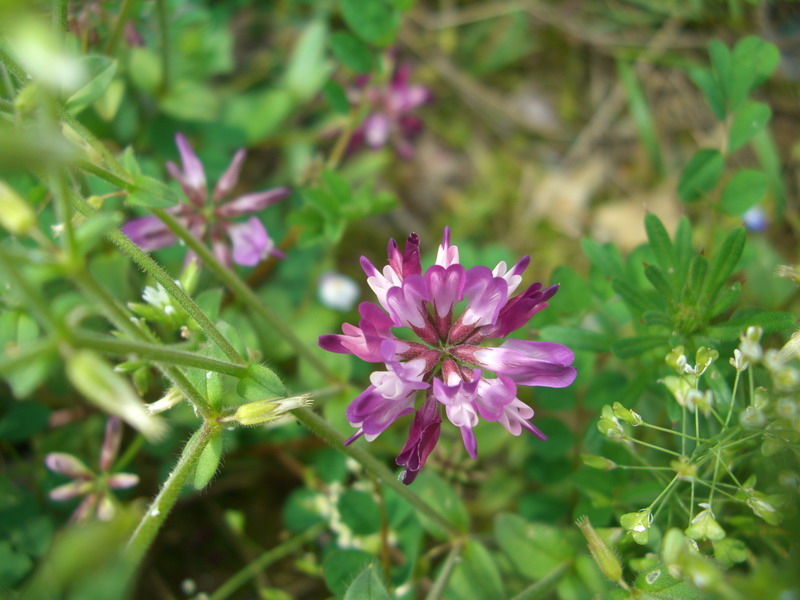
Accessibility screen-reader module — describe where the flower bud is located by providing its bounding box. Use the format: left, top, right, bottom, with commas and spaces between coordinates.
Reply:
576, 516, 624, 585
232, 394, 311, 427
665, 346, 687, 373
581, 454, 616, 470
753, 387, 770, 411
739, 326, 763, 363
612, 402, 643, 426
739, 406, 766, 429
597, 405, 625, 440
66, 350, 165, 440
729, 349, 749, 372
0, 180, 36, 236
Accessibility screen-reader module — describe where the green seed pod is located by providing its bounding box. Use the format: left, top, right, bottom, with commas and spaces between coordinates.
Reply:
576, 516, 624, 585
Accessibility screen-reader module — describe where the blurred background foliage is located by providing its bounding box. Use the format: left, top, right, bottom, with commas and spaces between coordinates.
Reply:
1, 0, 800, 598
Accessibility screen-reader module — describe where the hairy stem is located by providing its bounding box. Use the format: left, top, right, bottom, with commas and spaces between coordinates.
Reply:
510, 559, 573, 600
72, 331, 249, 377
424, 540, 465, 600
127, 420, 219, 564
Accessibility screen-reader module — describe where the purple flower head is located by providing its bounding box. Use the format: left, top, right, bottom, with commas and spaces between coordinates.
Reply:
348, 63, 433, 160
122, 133, 290, 267
45, 417, 139, 522
319, 228, 577, 484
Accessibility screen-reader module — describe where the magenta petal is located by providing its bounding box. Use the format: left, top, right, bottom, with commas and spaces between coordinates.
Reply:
363, 113, 391, 148
217, 187, 291, 218
121, 216, 176, 252
385, 275, 429, 329
107, 473, 139, 489
46, 453, 92, 478
99, 417, 122, 472
175, 133, 207, 191
227, 217, 273, 267
396, 392, 442, 484
213, 149, 246, 202
461, 266, 508, 328
425, 264, 466, 318
50, 480, 92, 501
476, 340, 577, 388
460, 426, 478, 459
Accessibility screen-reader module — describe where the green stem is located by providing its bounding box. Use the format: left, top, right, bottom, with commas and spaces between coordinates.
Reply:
0, 47, 27, 83
75, 158, 135, 191
127, 420, 219, 564
208, 521, 327, 600
293, 407, 461, 538
640, 421, 708, 441
71, 195, 245, 366
155, 0, 170, 95
424, 540, 465, 600
105, 0, 139, 54
72, 268, 214, 420
0, 338, 57, 376
725, 370, 740, 427
627, 437, 682, 457
53, 0, 69, 39
72, 331, 249, 377
151, 207, 341, 383
509, 559, 573, 600
51, 168, 78, 261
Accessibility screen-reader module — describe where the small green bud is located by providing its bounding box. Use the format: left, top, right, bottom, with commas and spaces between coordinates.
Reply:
776, 397, 798, 421
745, 490, 783, 525
597, 405, 625, 440
774, 366, 800, 391
753, 387, 770, 411
66, 350, 165, 440
232, 394, 311, 427
620, 509, 653, 545
576, 516, 624, 585
694, 347, 719, 376
665, 346, 687, 373
612, 402, 643, 426
685, 504, 725, 541
0, 180, 36, 236
581, 453, 617, 470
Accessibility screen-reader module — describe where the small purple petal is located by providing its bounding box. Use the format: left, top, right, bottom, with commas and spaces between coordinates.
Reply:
175, 133, 207, 192
396, 391, 442, 484
346, 384, 417, 440
121, 216, 176, 252
499, 398, 547, 439
213, 149, 247, 202
217, 187, 291, 218
435, 226, 459, 267
99, 417, 122, 472
363, 113, 391, 148
460, 426, 478, 460
46, 453, 92, 478
49, 480, 92, 501
107, 473, 139, 489
227, 217, 274, 267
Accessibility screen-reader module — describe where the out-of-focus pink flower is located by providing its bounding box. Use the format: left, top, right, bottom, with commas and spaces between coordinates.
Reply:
45, 417, 139, 522
348, 64, 433, 159
319, 228, 576, 484
122, 133, 289, 267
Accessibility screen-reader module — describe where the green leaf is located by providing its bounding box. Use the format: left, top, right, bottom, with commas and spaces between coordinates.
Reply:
581, 239, 625, 279
612, 336, 668, 358
285, 21, 332, 101
729, 37, 780, 111
689, 67, 726, 121
66, 56, 118, 114
323, 80, 350, 114
673, 217, 693, 287
677, 149, 724, 203
706, 282, 741, 318
612, 278, 654, 313
708, 40, 732, 106
728, 102, 771, 152
343, 565, 390, 600
720, 169, 768, 216
413, 471, 469, 540
193, 431, 222, 490
194, 289, 223, 323
643, 310, 672, 326
236, 364, 286, 401
126, 175, 180, 208
340, 0, 400, 46
0, 541, 33, 589
128, 47, 162, 94
0, 400, 50, 442
644, 265, 673, 301
206, 372, 223, 412
282, 488, 324, 533
706, 311, 795, 340
224, 88, 295, 143
644, 214, 674, 271
446, 540, 505, 600
539, 326, 611, 353
704, 227, 745, 302
633, 564, 704, 599
618, 59, 662, 172
338, 489, 381, 536
494, 513, 573, 580
323, 549, 377, 595
160, 80, 220, 122
330, 31, 373, 73
682, 255, 708, 306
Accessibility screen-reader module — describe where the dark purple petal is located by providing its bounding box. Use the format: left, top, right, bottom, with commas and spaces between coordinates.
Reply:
346, 384, 417, 440
213, 149, 246, 202
387, 233, 421, 279
396, 391, 442, 484
227, 217, 275, 267
489, 283, 558, 338
121, 216, 176, 252
217, 187, 291, 218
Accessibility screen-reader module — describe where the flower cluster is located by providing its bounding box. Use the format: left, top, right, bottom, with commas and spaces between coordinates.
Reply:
320, 228, 576, 483
122, 133, 289, 267
45, 417, 138, 522
348, 64, 433, 159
